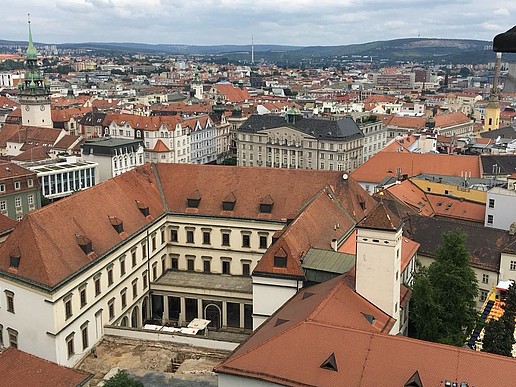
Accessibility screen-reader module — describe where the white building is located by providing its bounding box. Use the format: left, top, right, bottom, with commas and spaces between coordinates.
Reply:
485, 186, 516, 231
81, 137, 144, 182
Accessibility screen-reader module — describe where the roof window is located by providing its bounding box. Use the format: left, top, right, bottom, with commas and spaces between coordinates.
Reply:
187, 190, 201, 208
259, 194, 274, 213
222, 192, 236, 211
320, 353, 338, 372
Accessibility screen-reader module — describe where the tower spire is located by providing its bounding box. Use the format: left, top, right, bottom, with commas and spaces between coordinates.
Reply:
251, 34, 254, 64
27, 13, 37, 61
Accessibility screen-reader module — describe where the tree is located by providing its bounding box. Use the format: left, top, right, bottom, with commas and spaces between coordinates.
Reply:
103, 369, 143, 387
482, 281, 516, 356
409, 230, 479, 346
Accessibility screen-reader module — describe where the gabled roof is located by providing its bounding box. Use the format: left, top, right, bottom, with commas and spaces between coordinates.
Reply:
215, 275, 516, 387
352, 152, 481, 184
0, 347, 92, 387
357, 200, 402, 231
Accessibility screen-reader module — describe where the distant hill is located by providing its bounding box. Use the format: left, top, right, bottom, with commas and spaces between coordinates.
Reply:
2, 37, 515, 65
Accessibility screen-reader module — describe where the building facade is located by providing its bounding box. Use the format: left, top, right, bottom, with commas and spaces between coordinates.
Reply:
237, 111, 364, 171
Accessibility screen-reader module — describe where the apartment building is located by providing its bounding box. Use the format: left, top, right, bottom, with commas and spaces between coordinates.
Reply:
353, 113, 388, 163
237, 110, 364, 171
0, 161, 41, 220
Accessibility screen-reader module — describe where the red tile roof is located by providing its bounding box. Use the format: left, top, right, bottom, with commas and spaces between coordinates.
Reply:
352, 152, 480, 184
0, 347, 92, 387
216, 276, 516, 387
358, 200, 402, 231
215, 84, 250, 103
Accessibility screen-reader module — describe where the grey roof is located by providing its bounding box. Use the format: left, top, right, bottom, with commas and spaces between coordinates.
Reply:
153, 270, 252, 294
81, 137, 144, 156
302, 248, 356, 284
479, 125, 516, 140
238, 114, 363, 141
414, 173, 506, 189
480, 154, 516, 176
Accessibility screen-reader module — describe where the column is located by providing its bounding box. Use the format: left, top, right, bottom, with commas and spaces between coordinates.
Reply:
239, 303, 245, 330
163, 295, 169, 323
179, 297, 186, 326
222, 301, 228, 328
197, 298, 203, 320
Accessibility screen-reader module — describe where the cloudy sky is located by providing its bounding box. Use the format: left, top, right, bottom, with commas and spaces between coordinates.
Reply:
2, 0, 515, 46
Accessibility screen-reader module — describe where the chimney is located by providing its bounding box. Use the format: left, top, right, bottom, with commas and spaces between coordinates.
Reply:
331, 238, 338, 252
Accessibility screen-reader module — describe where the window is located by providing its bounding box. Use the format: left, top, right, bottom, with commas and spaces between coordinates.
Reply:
121, 288, 127, 309
14, 181, 20, 190
14, 197, 21, 208
0, 201, 6, 211
222, 232, 230, 246
222, 260, 231, 275
66, 333, 75, 358
132, 279, 138, 299
81, 323, 89, 350
242, 233, 250, 248
152, 262, 158, 281
151, 234, 156, 251
488, 198, 495, 208
142, 242, 147, 259
64, 296, 73, 320
107, 265, 114, 286
242, 261, 251, 276
274, 255, 287, 268
203, 259, 211, 273
131, 249, 137, 267
120, 256, 126, 276
487, 214, 493, 225
161, 256, 166, 273
142, 271, 148, 289
259, 235, 268, 249
202, 230, 211, 245
5, 291, 14, 313
94, 274, 101, 296
7, 328, 17, 348
108, 298, 115, 320
480, 289, 489, 302
160, 228, 165, 244
187, 257, 195, 271
79, 286, 87, 308
27, 178, 33, 188
170, 228, 178, 242
171, 255, 179, 270
0, 184, 4, 192
186, 229, 194, 243
482, 274, 489, 284
511, 261, 516, 271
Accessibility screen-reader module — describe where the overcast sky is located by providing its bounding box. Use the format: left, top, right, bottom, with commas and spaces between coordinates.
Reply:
2, 0, 515, 46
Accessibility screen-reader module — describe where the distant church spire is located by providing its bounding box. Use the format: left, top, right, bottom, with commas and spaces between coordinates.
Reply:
251, 34, 254, 64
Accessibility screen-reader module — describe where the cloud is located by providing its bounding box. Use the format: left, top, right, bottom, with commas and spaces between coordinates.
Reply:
3, 0, 516, 45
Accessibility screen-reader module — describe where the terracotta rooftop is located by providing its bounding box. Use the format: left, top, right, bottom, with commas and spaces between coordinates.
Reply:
0, 164, 373, 289
352, 152, 481, 184
357, 200, 402, 231
0, 347, 92, 387
215, 276, 516, 387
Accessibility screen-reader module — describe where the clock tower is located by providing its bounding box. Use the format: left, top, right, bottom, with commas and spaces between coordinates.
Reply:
18, 17, 52, 128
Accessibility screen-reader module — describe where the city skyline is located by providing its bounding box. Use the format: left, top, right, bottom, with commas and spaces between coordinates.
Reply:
2, 0, 514, 47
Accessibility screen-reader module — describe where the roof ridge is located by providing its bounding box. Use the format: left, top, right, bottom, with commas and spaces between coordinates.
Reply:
152, 163, 169, 212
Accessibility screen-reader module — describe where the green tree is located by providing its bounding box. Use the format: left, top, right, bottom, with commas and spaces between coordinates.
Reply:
409, 230, 479, 346
482, 281, 516, 356
103, 369, 143, 387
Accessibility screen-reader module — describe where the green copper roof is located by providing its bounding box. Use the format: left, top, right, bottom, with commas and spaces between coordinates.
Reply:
26, 21, 38, 61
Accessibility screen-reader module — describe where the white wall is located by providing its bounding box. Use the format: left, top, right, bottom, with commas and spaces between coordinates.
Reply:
252, 276, 300, 330
218, 373, 282, 387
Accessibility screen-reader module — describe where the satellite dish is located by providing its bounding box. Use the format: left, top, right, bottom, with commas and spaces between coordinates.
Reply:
342, 173, 349, 180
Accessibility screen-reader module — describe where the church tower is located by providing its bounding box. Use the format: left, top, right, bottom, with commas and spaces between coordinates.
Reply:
191, 68, 203, 100
484, 52, 502, 132
355, 200, 402, 334
18, 17, 52, 128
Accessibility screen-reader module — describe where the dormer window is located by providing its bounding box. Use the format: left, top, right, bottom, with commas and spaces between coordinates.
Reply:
14, 181, 21, 191
187, 190, 201, 208
136, 200, 149, 217
222, 192, 236, 211
9, 248, 21, 269
75, 234, 93, 255
320, 353, 338, 372
259, 194, 274, 214
273, 247, 287, 268
109, 216, 124, 233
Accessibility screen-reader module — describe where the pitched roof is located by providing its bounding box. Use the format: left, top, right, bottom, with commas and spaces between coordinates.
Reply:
0, 347, 92, 387
215, 276, 516, 387
403, 214, 516, 272
357, 200, 402, 231
239, 114, 363, 141
0, 164, 374, 289
352, 152, 481, 184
